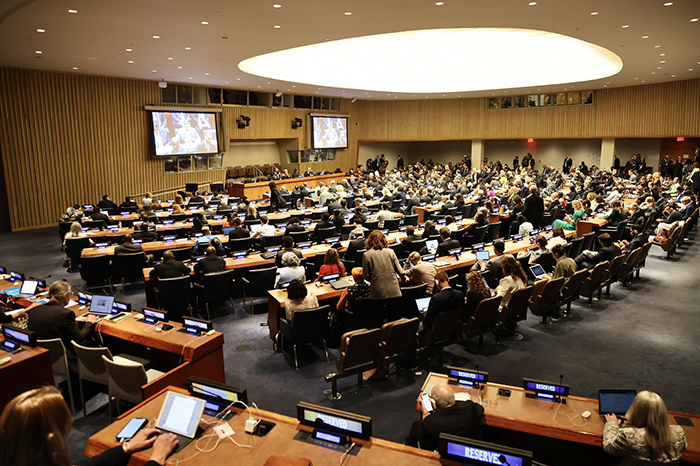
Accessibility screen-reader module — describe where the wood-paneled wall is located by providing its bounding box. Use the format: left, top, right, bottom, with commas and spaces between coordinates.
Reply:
1, 65, 698, 231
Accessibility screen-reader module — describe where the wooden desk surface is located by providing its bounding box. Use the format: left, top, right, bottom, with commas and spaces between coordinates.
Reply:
419, 373, 700, 463
85, 387, 441, 466
84, 220, 226, 239
230, 173, 347, 200
0, 338, 54, 410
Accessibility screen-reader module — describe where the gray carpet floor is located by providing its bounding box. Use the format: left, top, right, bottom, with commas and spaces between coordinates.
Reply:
1, 227, 698, 464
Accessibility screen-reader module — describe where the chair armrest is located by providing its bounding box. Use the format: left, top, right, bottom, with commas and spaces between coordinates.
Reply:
241, 277, 250, 285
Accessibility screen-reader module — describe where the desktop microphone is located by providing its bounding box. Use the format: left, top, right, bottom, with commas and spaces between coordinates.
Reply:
499, 455, 511, 466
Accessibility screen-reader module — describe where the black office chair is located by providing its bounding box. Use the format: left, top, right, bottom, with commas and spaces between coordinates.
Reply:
383, 218, 400, 231
79, 254, 113, 293
364, 220, 379, 231
194, 270, 236, 320
170, 213, 187, 222
484, 222, 501, 242
261, 234, 284, 250
568, 237, 584, 258
113, 252, 147, 292
403, 214, 418, 226
315, 226, 337, 244
65, 237, 93, 272
84, 220, 105, 230
170, 247, 193, 262
58, 222, 73, 249
289, 230, 310, 243
278, 305, 331, 370
155, 275, 193, 322
463, 224, 488, 248
398, 283, 428, 320
409, 238, 427, 253
241, 266, 277, 314
227, 237, 252, 253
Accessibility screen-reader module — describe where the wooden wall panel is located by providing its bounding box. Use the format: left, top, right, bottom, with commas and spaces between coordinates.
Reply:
2, 65, 699, 231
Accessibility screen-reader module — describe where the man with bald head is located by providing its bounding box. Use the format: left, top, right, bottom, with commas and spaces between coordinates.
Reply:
149, 249, 191, 281
194, 246, 225, 283
406, 384, 484, 451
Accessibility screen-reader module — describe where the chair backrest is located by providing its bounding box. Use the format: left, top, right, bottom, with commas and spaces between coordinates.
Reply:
79, 254, 112, 281
71, 341, 113, 384
464, 296, 502, 335
114, 252, 147, 280
170, 247, 193, 261
364, 220, 379, 231
246, 266, 277, 297
65, 237, 92, 259
202, 270, 236, 302
633, 242, 653, 267
403, 214, 418, 226
383, 218, 400, 231
561, 269, 589, 300
619, 247, 642, 278
401, 283, 428, 299
484, 222, 501, 242
337, 328, 382, 373
604, 254, 626, 283
500, 286, 533, 323
228, 237, 252, 252
568, 237, 584, 258
450, 229, 465, 241
101, 355, 147, 404
261, 234, 284, 249
531, 277, 565, 314
534, 252, 556, 273
316, 226, 337, 243
156, 275, 192, 310
37, 338, 70, 378
471, 224, 489, 243
581, 232, 596, 251
381, 318, 420, 358
425, 308, 462, 346
409, 238, 427, 253
289, 230, 310, 243
286, 305, 330, 344
582, 260, 609, 293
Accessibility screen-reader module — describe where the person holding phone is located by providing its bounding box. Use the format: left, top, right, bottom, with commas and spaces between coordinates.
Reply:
0, 386, 178, 466
406, 384, 484, 451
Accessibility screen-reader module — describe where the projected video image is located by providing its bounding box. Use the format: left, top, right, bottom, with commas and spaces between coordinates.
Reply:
312, 116, 348, 149
152, 111, 219, 156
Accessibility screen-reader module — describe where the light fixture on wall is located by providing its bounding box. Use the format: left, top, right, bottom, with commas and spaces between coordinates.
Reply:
158, 79, 167, 89
292, 117, 303, 129
237, 115, 250, 129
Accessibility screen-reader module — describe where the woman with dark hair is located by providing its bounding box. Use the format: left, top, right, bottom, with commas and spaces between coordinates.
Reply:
283, 279, 318, 322
317, 248, 346, 280
0, 386, 178, 466
603, 390, 686, 464
463, 271, 491, 320
362, 230, 404, 321
268, 181, 287, 212
495, 256, 527, 310
421, 220, 439, 239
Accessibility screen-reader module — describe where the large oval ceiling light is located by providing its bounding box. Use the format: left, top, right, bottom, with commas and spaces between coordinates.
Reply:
239, 28, 622, 93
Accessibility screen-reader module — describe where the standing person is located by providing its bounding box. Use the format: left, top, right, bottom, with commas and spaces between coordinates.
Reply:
362, 230, 403, 323
0, 386, 178, 466
523, 185, 545, 228
563, 154, 573, 174
603, 391, 686, 465
396, 154, 405, 170
268, 181, 286, 212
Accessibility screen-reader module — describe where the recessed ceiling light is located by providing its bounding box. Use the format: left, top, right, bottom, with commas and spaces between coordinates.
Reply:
152, 69, 157, 73
185, 47, 191, 50
671, 74, 676, 77
657, 66, 662, 69
128, 60, 134, 64
153, 35, 160, 39
690, 69, 694, 72
660, 53, 665, 56
292, 85, 296, 87
654, 45, 661, 48
663, 2, 672, 5
603, 85, 607, 87
239, 28, 623, 94
660, 60, 665, 63
344, 12, 352, 15
37, 28, 45, 33
273, 4, 282, 8
72, 67, 78, 70
168, 57, 173, 60
652, 71, 656, 74
126, 48, 132, 52
642, 35, 649, 39
68, 9, 77, 14
189, 77, 193, 79
225, 82, 229, 84
201, 21, 209, 25
436, 1, 444, 5
641, 80, 645, 83
205, 72, 209, 76
257, 85, 261, 88
635, 77, 639, 80
590, 11, 599, 15
274, 25, 281, 28
35, 50, 42, 54
622, 25, 629, 28
691, 18, 699, 22
528, 2, 537, 5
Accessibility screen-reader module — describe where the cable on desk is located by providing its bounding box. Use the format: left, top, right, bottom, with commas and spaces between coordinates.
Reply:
338, 442, 356, 466
552, 397, 588, 428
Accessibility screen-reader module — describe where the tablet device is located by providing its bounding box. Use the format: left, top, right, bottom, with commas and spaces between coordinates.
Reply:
426, 239, 438, 253
529, 264, 547, 279
415, 297, 431, 313
475, 250, 490, 261
156, 391, 206, 439
16, 280, 39, 298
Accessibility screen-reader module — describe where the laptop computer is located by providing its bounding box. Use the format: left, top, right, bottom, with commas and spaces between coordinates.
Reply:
15, 280, 39, 298
476, 250, 490, 261
155, 391, 207, 453
426, 239, 438, 254
416, 297, 431, 314
87, 295, 115, 318
598, 389, 636, 422
529, 264, 548, 280
330, 279, 352, 290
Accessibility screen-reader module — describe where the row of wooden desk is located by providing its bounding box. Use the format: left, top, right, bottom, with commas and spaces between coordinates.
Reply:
418, 372, 700, 463
228, 173, 347, 200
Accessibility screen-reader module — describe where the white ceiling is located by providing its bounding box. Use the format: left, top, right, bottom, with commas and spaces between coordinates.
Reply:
1, 0, 698, 100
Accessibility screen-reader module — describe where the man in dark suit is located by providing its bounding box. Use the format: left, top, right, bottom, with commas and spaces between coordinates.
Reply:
407, 383, 484, 451
313, 212, 335, 241
193, 246, 225, 283
421, 271, 464, 333
399, 225, 422, 252
115, 234, 152, 265
275, 236, 304, 267
435, 227, 461, 257
149, 250, 191, 281
562, 154, 573, 174
624, 225, 647, 253
119, 196, 138, 210
523, 185, 545, 228
227, 217, 250, 240
345, 229, 366, 264
96, 194, 118, 211
133, 221, 157, 242
574, 233, 621, 270
469, 240, 512, 284
88, 208, 115, 228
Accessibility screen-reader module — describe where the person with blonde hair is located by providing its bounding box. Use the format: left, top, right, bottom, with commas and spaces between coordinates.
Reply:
0, 386, 178, 466
552, 199, 585, 231
603, 390, 687, 464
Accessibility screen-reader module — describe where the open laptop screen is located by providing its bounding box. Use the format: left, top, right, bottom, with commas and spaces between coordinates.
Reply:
19, 280, 39, 296
599, 389, 637, 416
90, 295, 115, 315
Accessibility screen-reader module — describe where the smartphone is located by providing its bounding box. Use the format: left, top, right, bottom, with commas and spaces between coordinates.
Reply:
420, 393, 434, 413
116, 418, 148, 441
